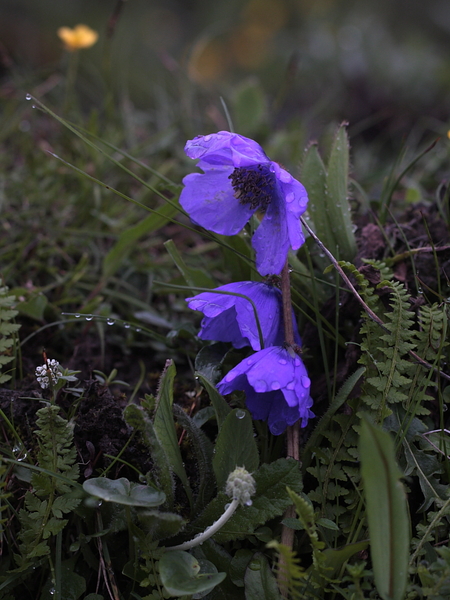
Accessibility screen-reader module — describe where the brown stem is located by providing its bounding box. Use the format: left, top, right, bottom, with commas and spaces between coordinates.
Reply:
278, 261, 300, 597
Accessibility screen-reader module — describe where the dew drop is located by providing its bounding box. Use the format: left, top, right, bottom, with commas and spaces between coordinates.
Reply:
278, 358, 287, 365
135, 327, 141, 332
25, 93, 32, 100
106, 318, 115, 326
301, 376, 311, 388
49, 588, 55, 596
271, 381, 281, 390
85, 315, 93, 321
245, 499, 253, 506
74, 313, 81, 318
286, 192, 295, 203
31, 104, 36, 109
235, 409, 246, 420
124, 323, 131, 329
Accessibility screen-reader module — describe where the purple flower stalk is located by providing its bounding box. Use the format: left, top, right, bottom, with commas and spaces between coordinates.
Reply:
180, 132, 309, 276
217, 346, 314, 435
186, 281, 301, 351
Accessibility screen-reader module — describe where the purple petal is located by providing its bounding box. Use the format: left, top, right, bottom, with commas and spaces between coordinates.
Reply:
187, 282, 288, 350
180, 169, 254, 235
185, 132, 270, 168
252, 190, 290, 276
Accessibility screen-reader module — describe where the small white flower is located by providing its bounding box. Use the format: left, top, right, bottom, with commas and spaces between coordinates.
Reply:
225, 466, 256, 506
35, 359, 61, 389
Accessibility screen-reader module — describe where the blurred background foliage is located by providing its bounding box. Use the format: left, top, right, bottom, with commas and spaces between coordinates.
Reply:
2, 0, 450, 163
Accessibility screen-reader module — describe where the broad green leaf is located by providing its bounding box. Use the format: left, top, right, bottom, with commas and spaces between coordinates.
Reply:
159, 551, 226, 596
136, 509, 185, 541
153, 360, 193, 508
195, 342, 230, 384
123, 403, 174, 507
212, 408, 259, 491
186, 458, 302, 544
197, 373, 231, 428
360, 416, 410, 600
244, 552, 282, 600
164, 239, 215, 291
325, 123, 356, 261
83, 477, 165, 507
103, 202, 179, 278
16, 293, 47, 321
42, 566, 86, 600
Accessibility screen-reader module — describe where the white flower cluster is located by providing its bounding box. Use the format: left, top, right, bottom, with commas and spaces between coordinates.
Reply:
225, 466, 256, 506
35, 359, 61, 389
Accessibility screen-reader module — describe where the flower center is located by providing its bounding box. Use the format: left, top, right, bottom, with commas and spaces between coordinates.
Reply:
229, 164, 275, 211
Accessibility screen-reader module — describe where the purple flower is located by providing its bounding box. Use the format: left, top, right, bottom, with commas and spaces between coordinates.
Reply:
217, 346, 314, 435
180, 132, 308, 276
186, 281, 301, 351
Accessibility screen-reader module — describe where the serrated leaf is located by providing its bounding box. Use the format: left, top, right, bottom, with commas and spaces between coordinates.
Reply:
212, 409, 259, 491
360, 416, 410, 600
153, 360, 192, 508
123, 403, 175, 508
325, 124, 356, 260
186, 458, 302, 543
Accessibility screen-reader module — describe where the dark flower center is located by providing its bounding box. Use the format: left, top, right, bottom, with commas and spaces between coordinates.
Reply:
229, 164, 275, 211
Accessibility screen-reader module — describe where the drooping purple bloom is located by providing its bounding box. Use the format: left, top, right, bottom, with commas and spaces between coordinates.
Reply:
186, 281, 301, 351
180, 132, 309, 276
217, 346, 314, 435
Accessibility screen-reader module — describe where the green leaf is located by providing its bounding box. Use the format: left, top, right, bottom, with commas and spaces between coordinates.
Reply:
359, 415, 410, 600
195, 342, 230, 384
212, 409, 259, 491
244, 552, 282, 600
153, 360, 193, 507
16, 293, 47, 320
136, 510, 186, 541
123, 403, 174, 507
187, 458, 302, 544
325, 123, 356, 261
232, 79, 267, 136
197, 373, 231, 428
164, 239, 216, 291
301, 143, 334, 252
83, 477, 165, 507
103, 202, 179, 278
159, 551, 226, 596
173, 404, 216, 512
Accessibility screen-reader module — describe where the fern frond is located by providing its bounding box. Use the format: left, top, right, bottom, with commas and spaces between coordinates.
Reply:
0, 279, 20, 384
14, 405, 80, 570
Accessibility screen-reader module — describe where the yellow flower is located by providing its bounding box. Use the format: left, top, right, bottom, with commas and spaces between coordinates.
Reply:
57, 24, 99, 52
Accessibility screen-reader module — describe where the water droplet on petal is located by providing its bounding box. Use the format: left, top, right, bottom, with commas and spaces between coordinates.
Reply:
271, 381, 281, 390
286, 192, 295, 203
204, 134, 211, 141
278, 359, 287, 365
286, 382, 295, 390
301, 376, 311, 388
278, 170, 292, 183
235, 409, 246, 419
